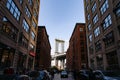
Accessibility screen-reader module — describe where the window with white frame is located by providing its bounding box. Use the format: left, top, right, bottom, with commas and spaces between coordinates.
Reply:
6, 0, 20, 21
25, 6, 31, 19
94, 27, 100, 37
19, 0, 23, 4
31, 31, 35, 40
102, 14, 112, 30
28, 0, 33, 6
30, 43, 34, 50
104, 31, 114, 47
32, 20, 37, 29
89, 34, 93, 42
22, 19, 30, 33
21, 36, 28, 48
114, 2, 120, 17
116, 8, 120, 17
92, 3, 97, 13
95, 40, 102, 51
88, 14, 90, 21
93, 14, 98, 24
33, 10, 38, 19
88, 23, 92, 31
100, 0, 109, 15
80, 28, 83, 32
86, 5, 89, 11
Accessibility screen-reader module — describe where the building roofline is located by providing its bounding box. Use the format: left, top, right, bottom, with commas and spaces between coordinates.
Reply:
69, 23, 85, 42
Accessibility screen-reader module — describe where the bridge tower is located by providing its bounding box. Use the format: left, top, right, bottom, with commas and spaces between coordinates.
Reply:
54, 39, 66, 69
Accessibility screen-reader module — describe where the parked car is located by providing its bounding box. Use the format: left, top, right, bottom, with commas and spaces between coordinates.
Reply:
60, 70, 68, 78
78, 70, 90, 80
43, 70, 52, 80
15, 75, 31, 80
93, 70, 120, 80
35, 70, 51, 80
0, 74, 17, 80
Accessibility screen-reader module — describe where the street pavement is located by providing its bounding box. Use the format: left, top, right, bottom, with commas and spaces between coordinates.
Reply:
53, 73, 74, 80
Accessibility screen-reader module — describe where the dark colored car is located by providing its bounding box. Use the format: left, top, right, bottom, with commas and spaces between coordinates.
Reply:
0, 74, 17, 80
78, 70, 90, 80
61, 70, 68, 78
16, 75, 31, 80
93, 70, 120, 80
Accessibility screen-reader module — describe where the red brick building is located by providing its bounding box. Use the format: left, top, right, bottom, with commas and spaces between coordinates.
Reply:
35, 26, 51, 70
66, 23, 88, 71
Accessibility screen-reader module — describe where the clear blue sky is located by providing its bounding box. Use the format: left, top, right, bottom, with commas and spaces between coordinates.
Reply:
38, 0, 85, 54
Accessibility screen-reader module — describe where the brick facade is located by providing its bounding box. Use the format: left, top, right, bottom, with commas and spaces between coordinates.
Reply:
35, 26, 51, 70
66, 23, 88, 71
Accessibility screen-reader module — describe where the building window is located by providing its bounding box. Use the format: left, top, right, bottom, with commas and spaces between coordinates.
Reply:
95, 40, 102, 52
103, 31, 114, 47
89, 34, 92, 42
80, 40, 84, 46
106, 51, 119, 70
81, 47, 85, 52
28, 0, 33, 6
100, 0, 109, 15
114, 2, 120, 17
80, 34, 84, 39
92, 3, 97, 13
32, 20, 37, 29
30, 43, 34, 50
19, 0, 23, 4
102, 14, 112, 30
94, 27, 100, 37
6, 0, 20, 21
33, 10, 38, 20
80, 28, 83, 32
96, 55, 103, 69
21, 36, 28, 48
22, 19, 30, 33
89, 45, 94, 54
86, 5, 89, 11
35, 0, 39, 10
115, 8, 120, 17
90, 58, 95, 69
87, 14, 90, 21
88, 24, 92, 31
81, 54, 86, 63
2, 17, 18, 41
25, 6, 31, 19
31, 31, 35, 40
93, 14, 98, 24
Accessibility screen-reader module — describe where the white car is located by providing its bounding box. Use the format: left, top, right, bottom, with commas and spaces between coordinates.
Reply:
93, 70, 120, 80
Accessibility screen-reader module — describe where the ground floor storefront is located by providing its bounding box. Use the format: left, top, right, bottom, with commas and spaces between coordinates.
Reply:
0, 42, 35, 73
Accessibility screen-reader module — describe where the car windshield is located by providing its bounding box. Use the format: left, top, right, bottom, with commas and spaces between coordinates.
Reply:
61, 71, 67, 74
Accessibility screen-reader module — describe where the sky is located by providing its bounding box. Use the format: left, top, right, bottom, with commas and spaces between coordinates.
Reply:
38, 0, 85, 55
